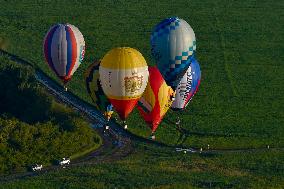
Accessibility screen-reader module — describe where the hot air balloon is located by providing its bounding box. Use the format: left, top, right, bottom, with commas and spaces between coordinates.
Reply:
171, 57, 201, 111
150, 17, 196, 89
84, 60, 114, 123
137, 66, 175, 138
43, 23, 85, 91
99, 47, 149, 129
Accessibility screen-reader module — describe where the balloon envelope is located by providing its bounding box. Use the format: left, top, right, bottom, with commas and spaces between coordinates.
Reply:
137, 66, 174, 132
151, 17, 196, 89
171, 57, 201, 110
99, 47, 149, 120
43, 23, 85, 84
84, 60, 113, 115
186, 58, 201, 105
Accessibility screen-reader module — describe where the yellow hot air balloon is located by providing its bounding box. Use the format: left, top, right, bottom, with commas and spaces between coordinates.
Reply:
99, 47, 149, 125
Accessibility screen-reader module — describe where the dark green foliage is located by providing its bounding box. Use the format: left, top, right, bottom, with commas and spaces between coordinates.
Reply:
0, 57, 51, 123
0, 58, 101, 174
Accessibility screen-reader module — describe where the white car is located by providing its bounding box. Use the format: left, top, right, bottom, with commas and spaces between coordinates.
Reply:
32, 164, 43, 171
59, 158, 70, 166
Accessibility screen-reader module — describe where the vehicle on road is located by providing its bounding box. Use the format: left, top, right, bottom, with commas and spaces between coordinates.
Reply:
58, 158, 70, 166
32, 164, 43, 171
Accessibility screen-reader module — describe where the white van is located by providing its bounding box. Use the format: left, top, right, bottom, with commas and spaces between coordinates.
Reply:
59, 158, 70, 166
32, 164, 43, 171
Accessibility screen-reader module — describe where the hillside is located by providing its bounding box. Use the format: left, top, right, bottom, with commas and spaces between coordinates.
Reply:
0, 56, 101, 174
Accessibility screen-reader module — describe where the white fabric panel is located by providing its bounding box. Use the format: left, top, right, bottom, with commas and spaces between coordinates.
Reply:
67, 24, 85, 76
180, 19, 196, 49
171, 66, 193, 109
51, 25, 67, 76
99, 66, 149, 98
139, 97, 153, 112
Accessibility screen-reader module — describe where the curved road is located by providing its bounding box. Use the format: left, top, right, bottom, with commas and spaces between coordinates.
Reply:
0, 49, 283, 182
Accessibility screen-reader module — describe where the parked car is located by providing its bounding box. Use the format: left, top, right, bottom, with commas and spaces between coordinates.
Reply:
32, 164, 43, 171
58, 157, 70, 166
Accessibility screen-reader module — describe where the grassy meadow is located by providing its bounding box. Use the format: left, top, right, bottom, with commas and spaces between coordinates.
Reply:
1, 143, 284, 188
0, 1, 283, 186
0, 0, 283, 149
0, 0, 284, 148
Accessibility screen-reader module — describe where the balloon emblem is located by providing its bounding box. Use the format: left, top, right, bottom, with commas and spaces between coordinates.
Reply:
99, 47, 149, 121
43, 23, 85, 88
151, 17, 196, 89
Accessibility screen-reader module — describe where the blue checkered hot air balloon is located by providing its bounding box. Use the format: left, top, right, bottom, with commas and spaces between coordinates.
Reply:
151, 17, 196, 89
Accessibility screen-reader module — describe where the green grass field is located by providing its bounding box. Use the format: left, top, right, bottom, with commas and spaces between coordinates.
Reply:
1, 143, 284, 188
0, 0, 283, 149
0, 0, 283, 187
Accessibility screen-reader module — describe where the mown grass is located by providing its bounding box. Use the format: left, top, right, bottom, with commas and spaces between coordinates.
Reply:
1, 143, 283, 188
0, 0, 283, 149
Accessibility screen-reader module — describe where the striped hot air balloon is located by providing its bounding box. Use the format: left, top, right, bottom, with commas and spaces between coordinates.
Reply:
171, 57, 201, 111
43, 23, 85, 88
137, 66, 175, 134
151, 17, 196, 89
99, 47, 149, 122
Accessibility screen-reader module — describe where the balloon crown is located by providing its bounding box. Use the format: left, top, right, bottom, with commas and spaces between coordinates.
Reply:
152, 17, 180, 32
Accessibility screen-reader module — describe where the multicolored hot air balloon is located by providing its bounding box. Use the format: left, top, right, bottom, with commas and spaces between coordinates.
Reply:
137, 66, 175, 136
84, 60, 114, 121
43, 23, 85, 90
99, 47, 149, 128
151, 17, 196, 89
171, 57, 201, 111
